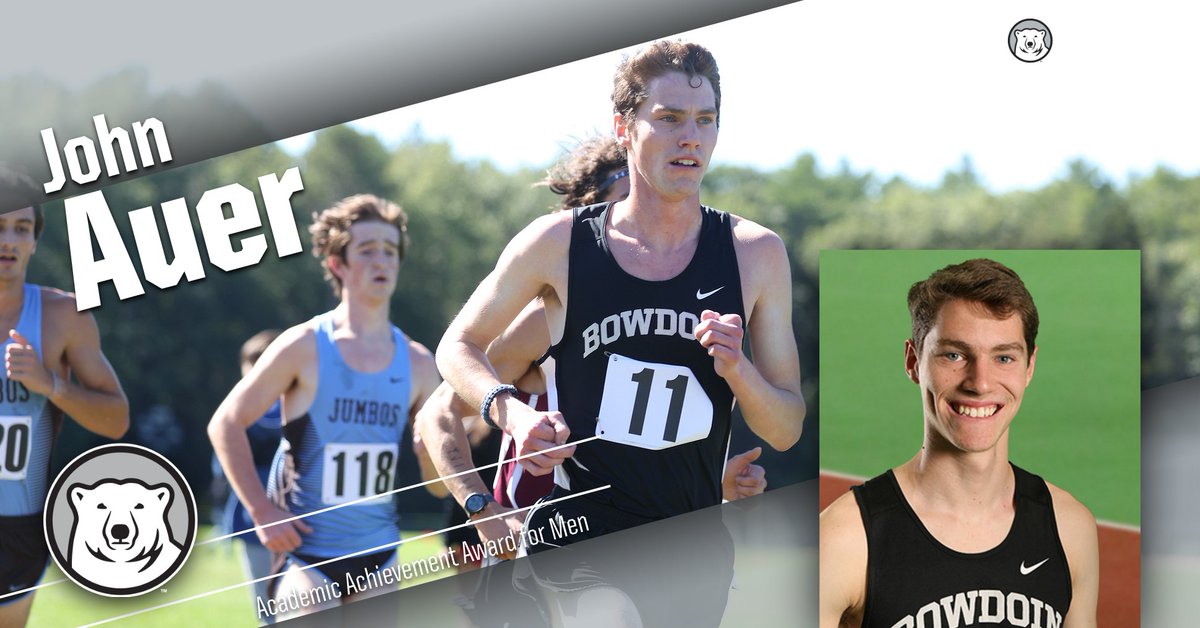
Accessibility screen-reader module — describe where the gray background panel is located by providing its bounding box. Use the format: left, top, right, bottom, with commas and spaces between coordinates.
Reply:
1, 0, 795, 211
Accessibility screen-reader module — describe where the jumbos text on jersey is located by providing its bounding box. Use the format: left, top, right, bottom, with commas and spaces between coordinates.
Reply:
0, 285, 58, 517
0, 378, 31, 404
265, 311, 412, 559
326, 398, 404, 426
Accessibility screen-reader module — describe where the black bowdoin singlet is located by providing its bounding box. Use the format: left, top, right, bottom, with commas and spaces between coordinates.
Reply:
852, 464, 1073, 628
543, 202, 744, 523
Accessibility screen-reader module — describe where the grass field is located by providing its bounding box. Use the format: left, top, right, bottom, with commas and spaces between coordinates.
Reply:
819, 250, 1141, 525
27, 527, 448, 627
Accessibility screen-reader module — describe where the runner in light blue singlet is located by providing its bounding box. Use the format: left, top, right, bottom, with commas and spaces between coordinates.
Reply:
267, 310, 412, 558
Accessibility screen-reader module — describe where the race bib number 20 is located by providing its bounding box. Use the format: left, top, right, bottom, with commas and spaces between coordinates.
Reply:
596, 354, 713, 450
0, 415, 33, 481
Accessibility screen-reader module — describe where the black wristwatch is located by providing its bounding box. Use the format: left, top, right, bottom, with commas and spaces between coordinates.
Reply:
464, 492, 495, 518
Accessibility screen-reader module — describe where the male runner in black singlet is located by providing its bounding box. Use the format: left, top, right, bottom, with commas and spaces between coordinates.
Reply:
819, 259, 1100, 628
416, 134, 768, 552
436, 40, 804, 627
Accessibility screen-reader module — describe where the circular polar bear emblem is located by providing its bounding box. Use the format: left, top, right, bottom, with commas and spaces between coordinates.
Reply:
1009, 19, 1052, 62
44, 444, 196, 597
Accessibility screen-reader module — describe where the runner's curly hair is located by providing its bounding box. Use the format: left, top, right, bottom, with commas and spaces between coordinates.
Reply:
309, 194, 408, 296
540, 135, 628, 209
612, 40, 721, 127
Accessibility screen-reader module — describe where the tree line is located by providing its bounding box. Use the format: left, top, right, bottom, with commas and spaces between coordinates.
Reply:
21, 122, 1197, 519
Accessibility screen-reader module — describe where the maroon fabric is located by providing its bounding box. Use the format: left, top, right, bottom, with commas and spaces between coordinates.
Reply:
493, 391, 554, 508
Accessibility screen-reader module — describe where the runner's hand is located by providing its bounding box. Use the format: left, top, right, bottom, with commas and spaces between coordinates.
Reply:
723, 447, 767, 501
695, 310, 746, 379
506, 402, 574, 476
6, 329, 54, 396
471, 503, 524, 560
252, 504, 313, 554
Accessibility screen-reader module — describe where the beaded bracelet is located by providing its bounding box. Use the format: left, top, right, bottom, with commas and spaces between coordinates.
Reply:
480, 384, 517, 430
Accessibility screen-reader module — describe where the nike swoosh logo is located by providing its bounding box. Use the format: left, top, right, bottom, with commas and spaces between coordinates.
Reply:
1020, 558, 1049, 575
696, 286, 725, 300
389, 377, 404, 383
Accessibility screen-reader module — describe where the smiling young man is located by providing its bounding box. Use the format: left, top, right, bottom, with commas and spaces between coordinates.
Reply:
819, 258, 1100, 628
208, 194, 439, 620
435, 41, 804, 627
0, 170, 130, 628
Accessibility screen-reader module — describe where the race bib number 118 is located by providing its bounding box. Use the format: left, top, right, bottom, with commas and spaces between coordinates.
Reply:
321, 443, 399, 505
595, 354, 713, 450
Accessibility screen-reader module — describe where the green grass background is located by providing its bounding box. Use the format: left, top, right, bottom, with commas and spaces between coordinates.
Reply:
820, 250, 1140, 525
27, 528, 447, 627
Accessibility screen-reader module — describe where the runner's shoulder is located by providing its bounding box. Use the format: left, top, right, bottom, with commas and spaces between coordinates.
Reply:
1045, 480, 1097, 535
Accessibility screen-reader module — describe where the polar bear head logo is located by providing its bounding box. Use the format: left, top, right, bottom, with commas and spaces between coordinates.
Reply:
67, 479, 184, 591
45, 444, 197, 597
1013, 28, 1050, 62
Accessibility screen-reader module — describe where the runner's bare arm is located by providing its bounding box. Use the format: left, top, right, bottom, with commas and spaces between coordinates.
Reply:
415, 384, 474, 499
415, 382, 520, 557
7, 292, 129, 439
437, 214, 566, 413
1050, 484, 1099, 628
421, 299, 552, 497
437, 214, 575, 474
697, 221, 804, 450
420, 308, 551, 555
407, 339, 444, 493
207, 325, 314, 551
820, 491, 868, 628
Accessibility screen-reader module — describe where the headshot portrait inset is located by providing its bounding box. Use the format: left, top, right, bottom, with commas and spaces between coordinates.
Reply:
818, 250, 1140, 628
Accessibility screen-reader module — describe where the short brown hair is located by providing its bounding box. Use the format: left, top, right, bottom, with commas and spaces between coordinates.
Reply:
0, 164, 45, 240
908, 258, 1039, 356
309, 194, 408, 296
612, 40, 721, 127
541, 135, 627, 209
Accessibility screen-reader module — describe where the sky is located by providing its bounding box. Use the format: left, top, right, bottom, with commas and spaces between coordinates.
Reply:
273, 1, 1200, 192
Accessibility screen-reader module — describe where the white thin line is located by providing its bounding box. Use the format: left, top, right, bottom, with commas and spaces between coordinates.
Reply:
818, 468, 866, 482
1097, 519, 1141, 533
0, 577, 67, 602
79, 484, 612, 628
205, 435, 599, 545
0, 437, 598, 605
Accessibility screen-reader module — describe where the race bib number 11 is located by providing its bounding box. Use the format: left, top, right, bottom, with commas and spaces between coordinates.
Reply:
0, 415, 33, 480
596, 354, 713, 450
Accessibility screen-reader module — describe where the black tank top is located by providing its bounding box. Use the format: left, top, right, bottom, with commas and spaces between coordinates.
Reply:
852, 464, 1072, 628
544, 202, 744, 521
